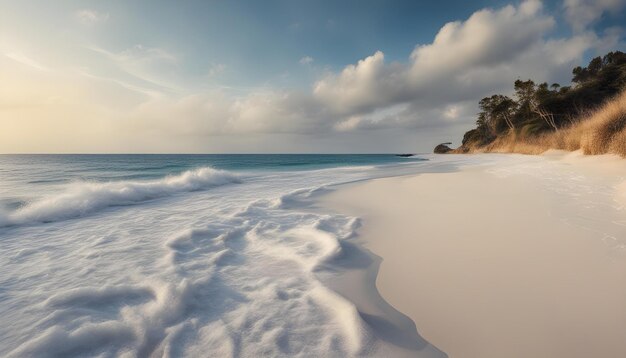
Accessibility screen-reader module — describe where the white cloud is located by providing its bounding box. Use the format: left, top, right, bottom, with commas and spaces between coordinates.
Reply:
310, 0, 608, 131
112, 0, 616, 141
207, 63, 226, 77
314, 51, 405, 115
563, 0, 626, 32
126, 89, 330, 136
313, 1, 555, 116
333, 116, 362, 132
299, 56, 314, 65
4, 52, 48, 71
594, 26, 626, 54
75, 9, 110, 26
77, 70, 163, 98
443, 105, 460, 120
408, 0, 553, 78
4, 0, 624, 153
88, 45, 181, 92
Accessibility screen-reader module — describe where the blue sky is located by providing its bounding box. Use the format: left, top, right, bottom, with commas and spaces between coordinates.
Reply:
79, 0, 625, 83
1, 0, 625, 152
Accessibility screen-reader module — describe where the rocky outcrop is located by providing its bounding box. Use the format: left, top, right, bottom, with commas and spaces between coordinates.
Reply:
433, 142, 452, 154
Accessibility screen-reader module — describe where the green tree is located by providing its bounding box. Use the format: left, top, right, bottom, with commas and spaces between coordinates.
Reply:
478, 94, 518, 133
458, 50, 626, 150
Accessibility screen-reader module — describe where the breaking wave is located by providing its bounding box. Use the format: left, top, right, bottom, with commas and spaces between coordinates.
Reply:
1, 167, 240, 226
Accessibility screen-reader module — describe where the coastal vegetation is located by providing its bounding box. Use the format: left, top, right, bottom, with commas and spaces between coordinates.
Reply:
449, 51, 626, 156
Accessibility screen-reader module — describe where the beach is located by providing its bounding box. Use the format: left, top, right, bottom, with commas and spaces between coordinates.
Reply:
2, 152, 626, 357
4, 0, 626, 356
320, 152, 626, 358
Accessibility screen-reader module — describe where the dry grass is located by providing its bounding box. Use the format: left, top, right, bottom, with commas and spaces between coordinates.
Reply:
459, 90, 626, 157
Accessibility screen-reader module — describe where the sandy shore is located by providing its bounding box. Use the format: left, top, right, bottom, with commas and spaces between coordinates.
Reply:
320, 152, 626, 358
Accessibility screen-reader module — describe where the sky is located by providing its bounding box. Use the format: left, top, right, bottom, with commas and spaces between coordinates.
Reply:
1, 0, 625, 153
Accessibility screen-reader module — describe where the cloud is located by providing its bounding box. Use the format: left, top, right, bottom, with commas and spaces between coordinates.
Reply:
117, 0, 614, 141
313, 51, 405, 115
299, 56, 314, 65
88, 45, 181, 92
75, 9, 110, 25
563, 0, 626, 32
3, 0, 624, 153
125, 89, 330, 137
408, 0, 553, 79
310, 0, 607, 131
207, 63, 226, 77
314, 1, 552, 113
594, 26, 626, 54
77, 70, 163, 98
4, 52, 48, 71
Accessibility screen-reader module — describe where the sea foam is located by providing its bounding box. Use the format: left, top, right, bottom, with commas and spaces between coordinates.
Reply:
2, 167, 240, 226
0, 156, 449, 357
7, 190, 377, 357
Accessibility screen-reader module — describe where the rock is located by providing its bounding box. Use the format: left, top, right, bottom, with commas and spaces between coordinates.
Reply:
433, 142, 452, 154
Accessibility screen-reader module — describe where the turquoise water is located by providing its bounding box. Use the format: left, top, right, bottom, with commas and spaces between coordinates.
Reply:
0, 153, 425, 183
0, 154, 425, 207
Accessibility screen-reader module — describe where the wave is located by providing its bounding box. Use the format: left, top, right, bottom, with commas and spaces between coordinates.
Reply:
0, 206, 10, 227
1, 167, 240, 226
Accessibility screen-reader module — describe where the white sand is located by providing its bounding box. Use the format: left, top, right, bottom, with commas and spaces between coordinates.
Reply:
320, 152, 626, 358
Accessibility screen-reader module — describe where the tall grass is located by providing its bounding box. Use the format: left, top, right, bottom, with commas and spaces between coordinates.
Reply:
456, 90, 626, 157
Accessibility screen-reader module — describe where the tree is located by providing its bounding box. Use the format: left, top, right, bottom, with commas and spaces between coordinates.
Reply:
533, 105, 558, 131
514, 79, 536, 120
458, 50, 626, 149
572, 57, 602, 84
572, 52, 626, 85
478, 94, 518, 133
513, 79, 559, 130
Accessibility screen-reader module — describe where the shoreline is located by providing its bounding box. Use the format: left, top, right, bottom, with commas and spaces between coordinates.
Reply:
318, 152, 626, 358
315, 239, 446, 357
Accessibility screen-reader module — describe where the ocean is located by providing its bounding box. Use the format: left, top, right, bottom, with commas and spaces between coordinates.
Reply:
0, 154, 441, 357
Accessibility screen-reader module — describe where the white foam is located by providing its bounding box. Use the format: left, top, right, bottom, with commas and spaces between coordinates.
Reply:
44, 285, 155, 309
0, 158, 448, 357
0, 205, 10, 227
8, 322, 136, 358
3, 167, 240, 226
